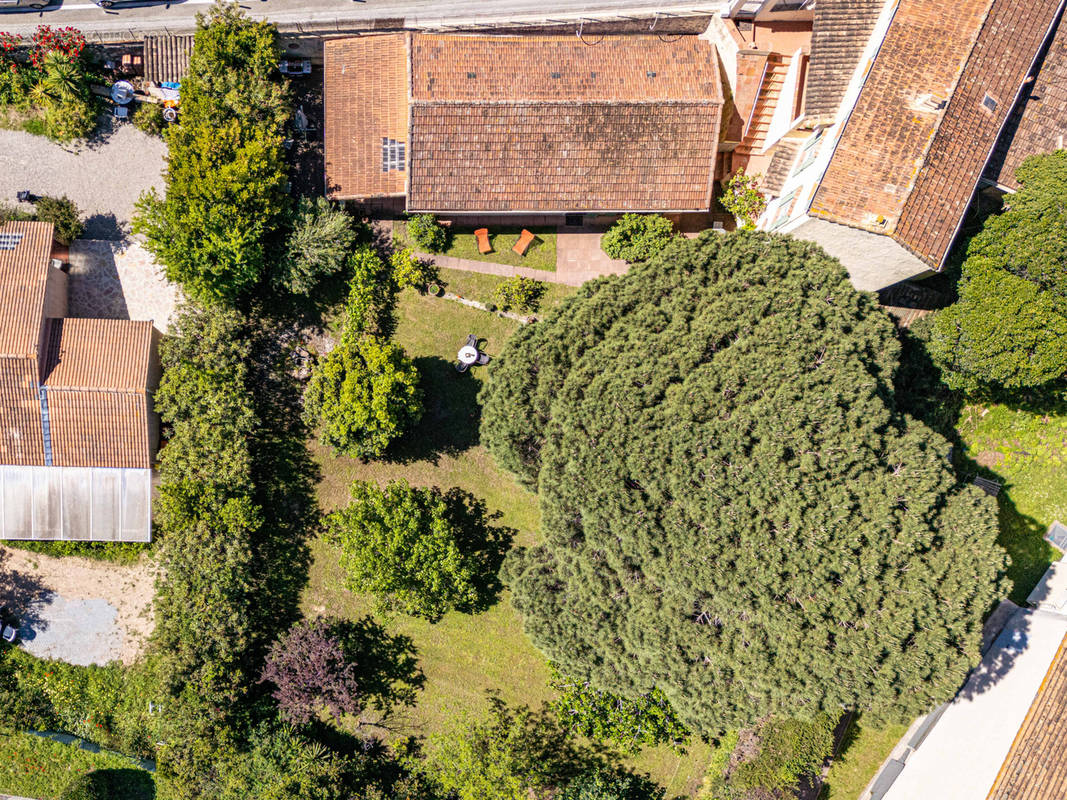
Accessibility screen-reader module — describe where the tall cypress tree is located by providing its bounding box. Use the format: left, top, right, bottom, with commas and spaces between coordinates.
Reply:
482, 231, 1006, 734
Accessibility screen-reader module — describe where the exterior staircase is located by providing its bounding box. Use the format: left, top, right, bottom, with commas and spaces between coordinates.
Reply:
735, 53, 791, 157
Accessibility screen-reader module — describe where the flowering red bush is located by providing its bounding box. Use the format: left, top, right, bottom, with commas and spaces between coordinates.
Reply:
29, 25, 86, 67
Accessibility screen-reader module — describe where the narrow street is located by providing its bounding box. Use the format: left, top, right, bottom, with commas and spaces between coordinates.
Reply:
0, 0, 718, 37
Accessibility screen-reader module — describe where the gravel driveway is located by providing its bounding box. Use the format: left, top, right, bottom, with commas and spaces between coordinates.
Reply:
0, 117, 167, 240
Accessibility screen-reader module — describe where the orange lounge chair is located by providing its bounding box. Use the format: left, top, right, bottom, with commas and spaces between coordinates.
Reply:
512, 229, 536, 256
474, 228, 492, 254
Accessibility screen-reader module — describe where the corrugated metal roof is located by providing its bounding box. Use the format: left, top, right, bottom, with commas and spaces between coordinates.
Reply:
0, 464, 151, 542
42, 318, 152, 391
0, 221, 53, 358
143, 34, 194, 84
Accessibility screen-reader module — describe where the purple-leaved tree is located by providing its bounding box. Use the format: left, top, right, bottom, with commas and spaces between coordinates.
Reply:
260, 616, 362, 725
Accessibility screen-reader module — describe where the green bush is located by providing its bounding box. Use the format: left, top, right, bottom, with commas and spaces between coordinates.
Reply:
276, 196, 356, 295
559, 769, 665, 800
492, 276, 545, 313
930, 150, 1067, 391
407, 213, 449, 253
325, 480, 512, 620
720, 172, 766, 230
131, 101, 165, 137
549, 666, 690, 753
600, 213, 675, 262
34, 195, 83, 245
303, 333, 423, 459
391, 246, 439, 292
59, 770, 109, 800
715, 714, 836, 798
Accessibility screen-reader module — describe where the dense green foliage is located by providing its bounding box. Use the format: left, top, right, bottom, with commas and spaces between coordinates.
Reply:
407, 213, 450, 253
134, 3, 289, 302
428, 696, 592, 800
492, 276, 546, 313
59, 770, 109, 800
720, 172, 766, 230
325, 479, 511, 620
303, 333, 422, 459
483, 231, 1006, 734
706, 715, 835, 799
558, 769, 666, 800
600, 214, 675, 262
391, 246, 438, 292
34, 195, 83, 245
931, 151, 1067, 391
132, 101, 166, 137
277, 196, 357, 295
549, 667, 690, 753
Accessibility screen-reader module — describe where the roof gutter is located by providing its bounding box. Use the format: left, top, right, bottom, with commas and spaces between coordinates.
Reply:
937, 0, 1067, 271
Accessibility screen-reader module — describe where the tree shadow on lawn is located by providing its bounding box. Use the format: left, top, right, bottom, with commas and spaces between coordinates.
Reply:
78, 768, 156, 800
337, 616, 425, 733
384, 355, 484, 465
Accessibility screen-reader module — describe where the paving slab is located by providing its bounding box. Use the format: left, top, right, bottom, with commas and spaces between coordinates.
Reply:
19, 595, 123, 667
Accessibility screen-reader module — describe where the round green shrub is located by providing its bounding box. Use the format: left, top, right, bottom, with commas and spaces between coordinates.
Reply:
600, 213, 675, 262
407, 213, 449, 253
59, 770, 108, 800
132, 102, 166, 137
34, 195, 83, 246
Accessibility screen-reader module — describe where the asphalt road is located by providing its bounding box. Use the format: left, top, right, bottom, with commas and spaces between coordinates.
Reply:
0, 0, 719, 37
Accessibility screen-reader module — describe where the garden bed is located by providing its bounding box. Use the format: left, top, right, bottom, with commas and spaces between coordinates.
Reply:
394, 220, 558, 271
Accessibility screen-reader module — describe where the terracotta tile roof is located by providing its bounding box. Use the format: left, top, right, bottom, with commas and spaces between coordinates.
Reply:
812, 0, 1064, 268
984, 14, 1067, 190
895, 0, 1065, 265
405, 34, 721, 212
46, 390, 150, 470
324, 34, 409, 201
42, 319, 152, 392
735, 53, 792, 157
761, 140, 800, 196
324, 33, 722, 211
805, 0, 886, 118
811, 0, 992, 235
987, 632, 1067, 800
408, 101, 720, 212
0, 221, 53, 359
409, 34, 722, 101
143, 34, 194, 84
0, 358, 45, 467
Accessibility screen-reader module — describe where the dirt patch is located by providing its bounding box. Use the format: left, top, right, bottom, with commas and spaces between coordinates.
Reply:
0, 547, 156, 665
976, 450, 1006, 468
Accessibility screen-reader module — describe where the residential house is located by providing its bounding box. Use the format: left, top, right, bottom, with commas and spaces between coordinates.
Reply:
715, 0, 1067, 291
323, 32, 724, 219
0, 221, 155, 542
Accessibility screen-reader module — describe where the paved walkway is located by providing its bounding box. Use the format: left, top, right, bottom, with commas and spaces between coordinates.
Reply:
68, 240, 182, 333
411, 227, 628, 286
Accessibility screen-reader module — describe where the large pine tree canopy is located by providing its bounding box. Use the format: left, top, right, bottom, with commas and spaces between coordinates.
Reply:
481, 231, 1006, 734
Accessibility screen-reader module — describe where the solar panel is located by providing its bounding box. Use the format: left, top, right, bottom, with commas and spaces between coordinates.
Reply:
1046, 521, 1067, 552
0, 232, 23, 250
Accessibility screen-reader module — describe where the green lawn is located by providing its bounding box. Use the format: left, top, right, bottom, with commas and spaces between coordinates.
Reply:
436, 267, 577, 315
820, 720, 908, 800
957, 402, 1067, 603
0, 732, 158, 800
304, 288, 711, 796
395, 220, 558, 271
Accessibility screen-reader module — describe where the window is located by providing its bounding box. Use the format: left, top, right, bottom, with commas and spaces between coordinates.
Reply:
982, 93, 998, 113
769, 191, 798, 231
381, 138, 405, 173
0, 232, 23, 250
796, 129, 824, 174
